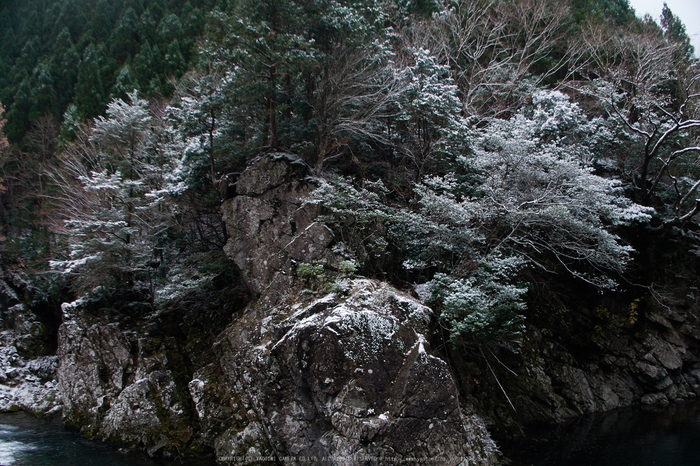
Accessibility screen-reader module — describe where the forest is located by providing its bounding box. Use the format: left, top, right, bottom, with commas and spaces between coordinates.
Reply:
1, 0, 698, 346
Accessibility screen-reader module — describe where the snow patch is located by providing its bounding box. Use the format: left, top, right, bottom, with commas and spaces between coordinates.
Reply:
60, 296, 89, 316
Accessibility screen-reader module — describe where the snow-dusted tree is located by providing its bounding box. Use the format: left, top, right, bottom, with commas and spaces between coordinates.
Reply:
576, 19, 700, 225
171, 70, 230, 190
391, 47, 467, 176
315, 90, 653, 343
463, 90, 653, 287
313, 175, 528, 343
430, 255, 528, 344
386, 91, 651, 286
92, 91, 152, 180
50, 92, 185, 294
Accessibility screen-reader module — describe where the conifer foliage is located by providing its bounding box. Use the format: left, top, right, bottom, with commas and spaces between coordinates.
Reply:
50, 92, 185, 295
2, 0, 700, 345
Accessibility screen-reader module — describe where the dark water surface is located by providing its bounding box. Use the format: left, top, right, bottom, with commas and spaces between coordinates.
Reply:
0, 412, 188, 465
4, 400, 700, 465
503, 399, 700, 466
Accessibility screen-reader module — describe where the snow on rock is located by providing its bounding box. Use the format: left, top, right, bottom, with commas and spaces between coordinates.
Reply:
0, 276, 62, 417
216, 278, 499, 465
214, 154, 499, 464
0, 349, 61, 416
0, 347, 61, 416
0, 382, 61, 416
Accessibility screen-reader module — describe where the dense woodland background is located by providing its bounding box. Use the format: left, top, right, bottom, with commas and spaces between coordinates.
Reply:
1, 0, 699, 346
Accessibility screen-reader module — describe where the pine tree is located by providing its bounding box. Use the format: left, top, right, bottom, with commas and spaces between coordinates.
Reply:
661, 2, 695, 61
75, 44, 105, 119
50, 92, 173, 293
29, 63, 58, 121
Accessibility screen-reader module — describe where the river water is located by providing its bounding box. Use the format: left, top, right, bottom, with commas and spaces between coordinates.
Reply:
0, 412, 191, 465
2, 401, 700, 465
502, 399, 700, 465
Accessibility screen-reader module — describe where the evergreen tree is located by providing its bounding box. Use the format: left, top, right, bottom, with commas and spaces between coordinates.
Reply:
158, 13, 184, 44
1, 26, 17, 61
164, 40, 186, 78
75, 44, 105, 119
88, 0, 117, 42
224, 0, 310, 149
111, 65, 138, 100
139, 9, 157, 45
51, 92, 180, 293
0, 0, 214, 144
392, 48, 466, 177
52, 0, 88, 41
110, 7, 141, 62
28, 63, 58, 121
172, 71, 228, 189
661, 2, 695, 61
48, 28, 80, 112
4, 79, 32, 143
572, 0, 636, 26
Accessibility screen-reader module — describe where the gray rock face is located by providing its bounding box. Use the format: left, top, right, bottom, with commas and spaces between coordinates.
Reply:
222, 153, 335, 302
452, 302, 700, 435
57, 296, 192, 452
0, 274, 61, 416
213, 279, 498, 464
216, 154, 499, 464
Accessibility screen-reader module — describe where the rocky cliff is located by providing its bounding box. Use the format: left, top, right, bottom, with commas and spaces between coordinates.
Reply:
452, 289, 700, 439
6, 153, 700, 464
51, 153, 499, 464
0, 271, 61, 416
213, 153, 499, 463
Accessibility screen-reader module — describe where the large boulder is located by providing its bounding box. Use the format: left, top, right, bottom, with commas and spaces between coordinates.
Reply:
216, 154, 499, 464
212, 279, 498, 464
221, 153, 336, 303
